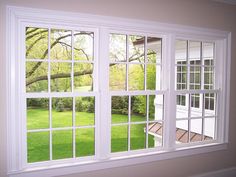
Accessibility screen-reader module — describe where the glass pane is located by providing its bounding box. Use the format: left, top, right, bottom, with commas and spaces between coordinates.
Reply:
176, 120, 189, 144
205, 93, 216, 116
75, 97, 95, 126
130, 124, 146, 150
147, 37, 162, 63
150, 95, 163, 121
74, 63, 93, 92
175, 40, 187, 63
190, 65, 201, 89
109, 34, 126, 62
27, 98, 49, 130
146, 64, 156, 90
26, 61, 48, 92
26, 27, 48, 59
176, 94, 186, 106
111, 125, 128, 152
52, 97, 73, 128
203, 42, 214, 66
146, 64, 159, 90
50, 29, 72, 60
128, 35, 144, 63
128, 64, 144, 90
148, 122, 163, 148
149, 95, 155, 121
190, 119, 202, 142
27, 131, 50, 163
111, 96, 128, 123
76, 128, 94, 157
52, 130, 73, 159
191, 94, 201, 117
204, 118, 215, 140
176, 94, 188, 119
176, 64, 187, 90
204, 67, 214, 89
131, 95, 146, 122
51, 62, 71, 92
109, 64, 126, 91
74, 31, 94, 61
189, 41, 201, 62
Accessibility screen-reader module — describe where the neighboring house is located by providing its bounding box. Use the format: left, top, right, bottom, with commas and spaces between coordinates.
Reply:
142, 39, 216, 145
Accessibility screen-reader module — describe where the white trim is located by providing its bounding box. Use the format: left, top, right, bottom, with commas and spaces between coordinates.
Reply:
8, 143, 227, 177
7, 6, 229, 39
6, 5, 231, 177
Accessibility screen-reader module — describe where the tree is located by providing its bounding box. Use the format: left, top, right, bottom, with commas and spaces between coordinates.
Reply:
26, 28, 158, 114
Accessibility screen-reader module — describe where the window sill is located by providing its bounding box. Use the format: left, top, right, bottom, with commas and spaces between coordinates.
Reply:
8, 143, 227, 177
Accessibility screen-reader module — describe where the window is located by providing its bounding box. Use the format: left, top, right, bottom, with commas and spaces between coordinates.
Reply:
109, 34, 164, 152
7, 6, 230, 177
25, 27, 97, 162
175, 40, 216, 143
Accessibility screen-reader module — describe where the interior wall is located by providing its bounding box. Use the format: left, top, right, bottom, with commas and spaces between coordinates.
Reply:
0, 0, 236, 177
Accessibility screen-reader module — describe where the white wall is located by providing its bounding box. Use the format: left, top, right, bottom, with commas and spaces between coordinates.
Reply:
0, 1, 236, 177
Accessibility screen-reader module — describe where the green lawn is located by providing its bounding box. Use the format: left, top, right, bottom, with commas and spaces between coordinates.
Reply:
27, 109, 155, 162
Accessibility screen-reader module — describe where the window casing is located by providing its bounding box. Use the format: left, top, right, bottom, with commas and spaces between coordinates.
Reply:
6, 6, 231, 177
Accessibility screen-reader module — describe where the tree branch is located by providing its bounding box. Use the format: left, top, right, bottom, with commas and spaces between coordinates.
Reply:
26, 69, 92, 86
26, 29, 48, 40
26, 28, 40, 35
26, 32, 93, 78
26, 36, 45, 58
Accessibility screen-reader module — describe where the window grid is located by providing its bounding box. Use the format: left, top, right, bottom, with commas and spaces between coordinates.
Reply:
175, 40, 217, 144
26, 27, 97, 163
109, 33, 164, 153
23, 27, 220, 164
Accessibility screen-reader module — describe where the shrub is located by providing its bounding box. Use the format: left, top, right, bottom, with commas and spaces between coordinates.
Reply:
56, 100, 65, 112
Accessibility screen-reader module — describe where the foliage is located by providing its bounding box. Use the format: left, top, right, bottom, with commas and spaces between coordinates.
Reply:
56, 100, 65, 112
27, 98, 48, 108
111, 96, 128, 115
26, 29, 157, 118
75, 97, 94, 113
52, 98, 72, 111
131, 95, 146, 116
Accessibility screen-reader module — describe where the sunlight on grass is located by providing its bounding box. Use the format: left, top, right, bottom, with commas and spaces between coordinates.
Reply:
27, 109, 155, 162
111, 125, 128, 152
27, 131, 50, 163
76, 128, 94, 157
27, 108, 49, 130
52, 130, 73, 160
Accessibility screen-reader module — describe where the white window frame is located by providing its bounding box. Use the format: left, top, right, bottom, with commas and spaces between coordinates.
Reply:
6, 6, 231, 177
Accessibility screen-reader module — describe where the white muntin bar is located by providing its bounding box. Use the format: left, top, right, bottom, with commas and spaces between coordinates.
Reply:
175, 89, 219, 94
144, 35, 147, 91
71, 30, 76, 159
26, 91, 98, 98
72, 96, 76, 158
49, 97, 52, 161
202, 94, 205, 141
146, 95, 149, 148
126, 34, 129, 91
110, 90, 166, 96
128, 95, 131, 151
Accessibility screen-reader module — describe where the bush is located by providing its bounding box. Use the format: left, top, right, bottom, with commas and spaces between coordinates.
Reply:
111, 96, 128, 115
56, 100, 65, 112
27, 98, 48, 108
75, 97, 95, 113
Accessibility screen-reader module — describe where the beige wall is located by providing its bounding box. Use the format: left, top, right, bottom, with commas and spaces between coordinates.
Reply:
0, 0, 236, 177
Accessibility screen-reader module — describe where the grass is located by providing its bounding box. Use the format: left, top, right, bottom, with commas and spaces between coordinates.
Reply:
27, 108, 155, 162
